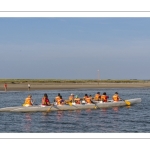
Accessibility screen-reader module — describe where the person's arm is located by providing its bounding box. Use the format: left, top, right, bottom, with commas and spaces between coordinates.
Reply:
118, 96, 121, 100
31, 99, 34, 105
41, 98, 45, 105
47, 99, 51, 106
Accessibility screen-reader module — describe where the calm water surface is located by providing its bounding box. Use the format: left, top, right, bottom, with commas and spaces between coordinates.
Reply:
0, 88, 149, 133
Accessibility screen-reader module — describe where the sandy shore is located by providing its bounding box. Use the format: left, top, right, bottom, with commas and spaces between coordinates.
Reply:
0, 82, 150, 91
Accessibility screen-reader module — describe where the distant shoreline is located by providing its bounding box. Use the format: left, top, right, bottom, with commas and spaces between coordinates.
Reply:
0, 82, 150, 91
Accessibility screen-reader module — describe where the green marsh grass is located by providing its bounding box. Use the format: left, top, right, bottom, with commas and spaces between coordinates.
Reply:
0, 79, 149, 84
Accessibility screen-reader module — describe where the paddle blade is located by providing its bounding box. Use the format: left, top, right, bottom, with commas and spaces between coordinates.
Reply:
46, 108, 51, 112
69, 102, 72, 106
46, 104, 53, 112
125, 100, 131, 106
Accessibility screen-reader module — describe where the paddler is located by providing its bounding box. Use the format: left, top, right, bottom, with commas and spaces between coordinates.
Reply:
59, 95, 65, 105
101, 92, 109, 102
65, 93, 74, 104
54, 93, 64, 105
54, 93, 61, 103
83, 94, 88, 100
83, 94, 92, 104
23, 95, 34, 106
94, 92, 101, 101
112, 92, 121, 102
41, 93, 51, 106
74, 95, 81, 104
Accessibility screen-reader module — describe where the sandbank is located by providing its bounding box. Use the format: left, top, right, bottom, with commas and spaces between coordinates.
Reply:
0, 82, 150, 91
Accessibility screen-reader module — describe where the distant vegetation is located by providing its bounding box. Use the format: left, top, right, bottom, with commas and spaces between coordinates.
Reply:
0, 79, 149, 84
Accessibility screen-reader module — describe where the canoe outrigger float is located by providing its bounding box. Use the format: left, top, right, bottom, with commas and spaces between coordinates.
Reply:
0, 98, 141, 113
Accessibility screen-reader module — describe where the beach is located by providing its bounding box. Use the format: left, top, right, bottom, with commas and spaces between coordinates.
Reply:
0, 82, 150, 91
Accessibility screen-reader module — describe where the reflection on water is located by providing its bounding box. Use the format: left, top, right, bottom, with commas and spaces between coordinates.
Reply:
42, 112, 50, 116
112, 107, 119, 112
76, 110, 81, 114
86, 109, 92, 113
24, 114, 32, 132
126, 106, 131, 109
100, 108, 107, 112
25, 114, 32, 121
74, 110, 81, 122
57, 111, 63, 121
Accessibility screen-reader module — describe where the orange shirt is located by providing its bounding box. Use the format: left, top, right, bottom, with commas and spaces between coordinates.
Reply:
101, 95, 108, 102
85, 97, 92, 104
112, 94, 119, 101
94, 94, 101, 100
24, 98, 32, 105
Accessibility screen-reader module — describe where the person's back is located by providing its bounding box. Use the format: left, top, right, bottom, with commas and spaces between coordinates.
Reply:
112, 92, 120, 102
42, 93, 51, 106
84, 94, 91, 104
89, 95, 93, 99
101, 92, 109, 102
85, 97, 92, 104
94, 92, 101, 101
83, 94, 88, 100
23, 95, 33, 106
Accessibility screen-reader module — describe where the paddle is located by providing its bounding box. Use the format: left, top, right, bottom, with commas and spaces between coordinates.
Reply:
68, 102, 72, 106
124, 100, 131, 106
31, 100, 35, 105
91, 100, 100, 109
46, 104, 54, 112
121, 99, 131, 106
65, 99, 75, 106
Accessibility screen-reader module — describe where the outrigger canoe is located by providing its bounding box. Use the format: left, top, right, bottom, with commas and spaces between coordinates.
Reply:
0, 98, 141, 112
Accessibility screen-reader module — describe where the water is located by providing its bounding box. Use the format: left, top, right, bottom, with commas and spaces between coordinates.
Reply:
0, 88, 149, 133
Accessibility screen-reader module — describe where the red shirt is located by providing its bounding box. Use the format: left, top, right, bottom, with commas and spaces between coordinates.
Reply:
42, 98, 50, 105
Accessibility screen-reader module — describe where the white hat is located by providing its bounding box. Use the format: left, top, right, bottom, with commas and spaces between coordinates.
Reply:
71, 93, 74, 95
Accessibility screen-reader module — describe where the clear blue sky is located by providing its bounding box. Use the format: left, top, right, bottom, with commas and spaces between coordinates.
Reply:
0, 17, 150, 80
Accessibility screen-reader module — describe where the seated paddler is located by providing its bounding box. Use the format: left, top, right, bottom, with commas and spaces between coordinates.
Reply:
101, 92, 109, 102
65, 93, 74, 104
41, 93, 51, 106
23, 95, 34, 107
74, 95, 81, 104
56, 95, 64, 105
112, 92, 121, 102
94, 92, 101, 101
54, 93, 61, 103
85, 95, 92, 104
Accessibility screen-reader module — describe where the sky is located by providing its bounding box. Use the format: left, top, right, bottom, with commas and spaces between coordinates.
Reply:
0, 17, 150, 80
